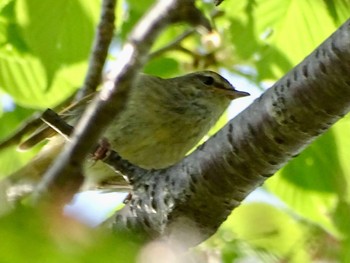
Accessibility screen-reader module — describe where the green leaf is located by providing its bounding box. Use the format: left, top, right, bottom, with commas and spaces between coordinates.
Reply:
144, 57, 179, 77
220, 0, 349, 80
258, 0, 338, 79
206, 202, 311, 262
266, 116, 350, 236
119, 0, 154, 40
330, 116, 350, 201
0, 0, 101, 108
323, 0, 350, 25
270, 114, 350, 237
0, 104, 38, 177
16, 0, 100, 84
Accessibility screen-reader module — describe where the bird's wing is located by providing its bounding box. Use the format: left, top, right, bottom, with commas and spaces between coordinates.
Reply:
19, 92, 95, 150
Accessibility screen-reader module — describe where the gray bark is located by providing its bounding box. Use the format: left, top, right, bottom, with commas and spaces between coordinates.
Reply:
109, 19, 350, 247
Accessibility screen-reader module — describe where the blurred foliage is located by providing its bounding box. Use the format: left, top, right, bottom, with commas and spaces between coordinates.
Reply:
0, 0, 349, 262
200, 202, 340, 262
0, 0, 100, 108
0, 206, 141, 263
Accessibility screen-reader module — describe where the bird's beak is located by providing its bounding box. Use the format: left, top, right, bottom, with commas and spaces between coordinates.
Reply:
213, 87, 250, 100
234, 90, 250, 98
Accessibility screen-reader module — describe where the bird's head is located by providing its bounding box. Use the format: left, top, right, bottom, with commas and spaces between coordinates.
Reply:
176, 71, 250, 101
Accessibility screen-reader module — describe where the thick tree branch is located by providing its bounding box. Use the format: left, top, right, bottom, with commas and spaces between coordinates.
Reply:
108, 19, 350, 246
32, 0, 211, 205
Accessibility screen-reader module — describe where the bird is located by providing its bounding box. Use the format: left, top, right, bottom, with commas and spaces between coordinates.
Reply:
1, 71, 249, 200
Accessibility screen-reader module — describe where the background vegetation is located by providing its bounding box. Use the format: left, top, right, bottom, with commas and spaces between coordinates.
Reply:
0, 0, 349, 262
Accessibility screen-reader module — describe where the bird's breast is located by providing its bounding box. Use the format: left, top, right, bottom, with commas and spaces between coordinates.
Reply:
105, 110, 213, 169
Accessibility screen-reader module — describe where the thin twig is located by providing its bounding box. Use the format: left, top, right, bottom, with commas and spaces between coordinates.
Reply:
75, 0, 116, 100
214, 0, 224, 6
0, 92, 78, 151
18, 92, 95, 150
40, 109, 74, 141
148, 11, 224, 65
149, 29, 195, 59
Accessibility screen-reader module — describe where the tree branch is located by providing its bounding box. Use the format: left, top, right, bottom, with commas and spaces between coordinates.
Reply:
75, 0, 116, 100
149, 29, 195, 59
108, 19, 350, 247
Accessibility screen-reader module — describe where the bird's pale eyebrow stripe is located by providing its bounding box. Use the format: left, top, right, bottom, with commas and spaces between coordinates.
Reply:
214, 82, 233, 91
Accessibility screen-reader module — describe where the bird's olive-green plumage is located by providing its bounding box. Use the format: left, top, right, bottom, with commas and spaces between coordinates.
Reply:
106, 71, 249, 169
3, 71, 249, 193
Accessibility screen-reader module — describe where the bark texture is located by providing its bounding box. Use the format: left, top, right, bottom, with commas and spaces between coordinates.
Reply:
109, 19, 350, 246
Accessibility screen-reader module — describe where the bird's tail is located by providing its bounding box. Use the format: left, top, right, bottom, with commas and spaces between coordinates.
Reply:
0, 136, 64, 208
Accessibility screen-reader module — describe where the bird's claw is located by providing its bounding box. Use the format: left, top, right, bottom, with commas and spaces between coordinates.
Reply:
92, 137, 111, 161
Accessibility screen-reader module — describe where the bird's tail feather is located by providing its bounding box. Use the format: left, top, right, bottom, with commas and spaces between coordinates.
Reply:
0, 136, 64, 207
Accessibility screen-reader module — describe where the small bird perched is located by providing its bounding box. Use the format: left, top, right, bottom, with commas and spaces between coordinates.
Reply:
2, 71, 249, 197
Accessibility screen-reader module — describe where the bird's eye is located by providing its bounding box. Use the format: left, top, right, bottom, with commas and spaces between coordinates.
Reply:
201, 76, 215, 86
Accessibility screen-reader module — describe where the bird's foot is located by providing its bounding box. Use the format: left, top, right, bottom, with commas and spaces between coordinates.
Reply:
92, 137, 111, 161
